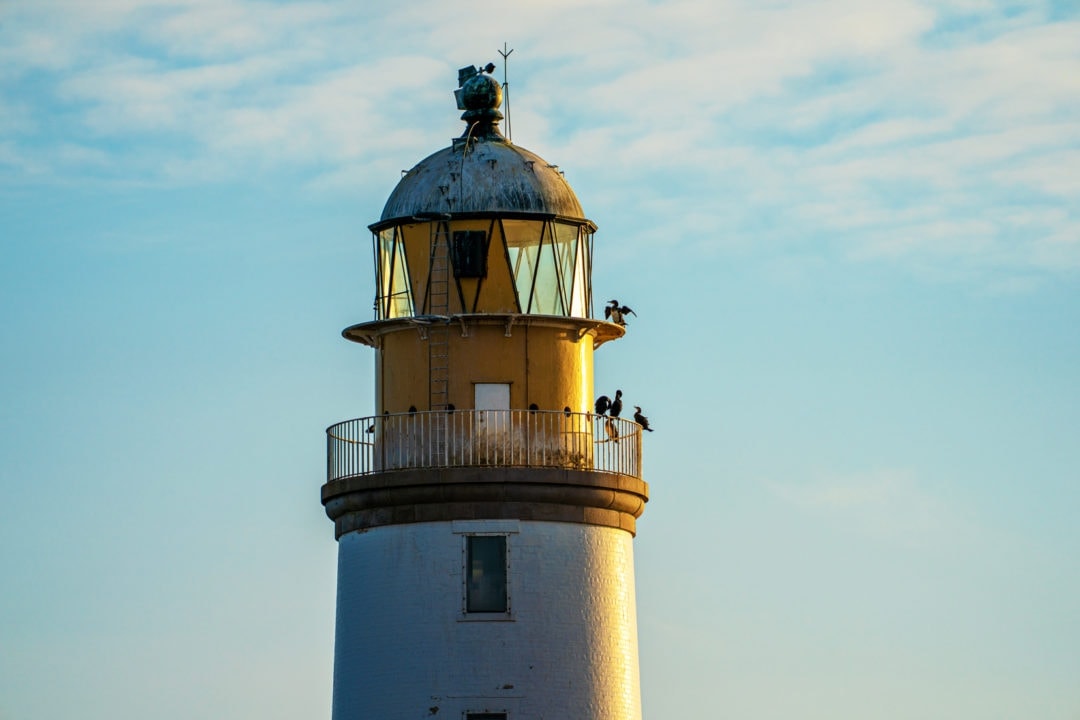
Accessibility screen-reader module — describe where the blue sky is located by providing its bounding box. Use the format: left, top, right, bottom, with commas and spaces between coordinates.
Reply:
1, 1, 1078, 718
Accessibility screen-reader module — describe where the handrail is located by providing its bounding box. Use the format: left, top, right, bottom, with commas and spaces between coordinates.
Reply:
326, 409, 642, 482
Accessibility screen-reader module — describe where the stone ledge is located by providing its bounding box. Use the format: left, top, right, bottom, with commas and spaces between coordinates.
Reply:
322, 467, 648, 538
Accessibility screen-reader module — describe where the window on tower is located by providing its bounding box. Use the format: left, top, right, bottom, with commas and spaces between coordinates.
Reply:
465, 714, 508, 720
451, 230, 488, 278
465, 535, 508, 613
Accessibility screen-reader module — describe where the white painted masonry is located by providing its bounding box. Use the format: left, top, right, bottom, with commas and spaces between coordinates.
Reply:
332, 519, 641, 720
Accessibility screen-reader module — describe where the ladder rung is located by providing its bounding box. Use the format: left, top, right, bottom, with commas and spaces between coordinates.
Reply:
429, 223, 452, 411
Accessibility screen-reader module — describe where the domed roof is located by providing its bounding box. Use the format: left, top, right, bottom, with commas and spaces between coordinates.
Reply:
374, 64, 590, 228
379, 141, 586, 224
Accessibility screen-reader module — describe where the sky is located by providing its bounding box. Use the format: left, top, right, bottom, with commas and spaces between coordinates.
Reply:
1, 0, 1078, 718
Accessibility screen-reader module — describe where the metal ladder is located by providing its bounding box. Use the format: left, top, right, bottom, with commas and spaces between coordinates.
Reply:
428, 222, 451, 413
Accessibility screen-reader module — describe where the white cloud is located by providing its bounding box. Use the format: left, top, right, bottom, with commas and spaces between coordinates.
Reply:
1, 0, 1077, 279
993, 150, 1080, 199
1030, 224, 1080, 271
766, 468, 976, 549
0, 141, 49, 177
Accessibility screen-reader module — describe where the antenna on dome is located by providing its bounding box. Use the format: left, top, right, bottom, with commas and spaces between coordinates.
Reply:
499, 42, 514, 142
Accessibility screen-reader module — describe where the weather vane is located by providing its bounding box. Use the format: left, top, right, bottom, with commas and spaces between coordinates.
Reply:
499, 42, 514, 141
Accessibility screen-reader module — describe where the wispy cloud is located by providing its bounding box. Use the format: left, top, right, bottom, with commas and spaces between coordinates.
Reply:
2, 0, 1077, 279
766, 468, 976, 549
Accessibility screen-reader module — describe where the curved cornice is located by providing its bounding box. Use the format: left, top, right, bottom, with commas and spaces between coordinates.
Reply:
322, 466, 649, 539
342, 313, 626, 349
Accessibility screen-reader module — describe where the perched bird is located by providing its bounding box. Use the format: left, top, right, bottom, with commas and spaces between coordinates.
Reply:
604, 417, 620, 443
609, 389, 624, 418
633, 406, 654, 432
595, 395, 611, 415
365, 423, 376, 434
604, 299, 636, 326
483, 62, 497, 74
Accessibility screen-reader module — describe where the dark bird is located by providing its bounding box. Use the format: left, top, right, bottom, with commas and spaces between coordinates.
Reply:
604, 299, 636, 326
604, 417, 620, 443
483, 62, 497, 74
609, 389, 623, 418
633, 406, 654, 432
595, 395, 611, 415
365, 423, 376, 434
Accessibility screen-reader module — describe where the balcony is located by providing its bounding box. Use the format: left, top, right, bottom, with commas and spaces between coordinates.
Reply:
326, 409, 643, 483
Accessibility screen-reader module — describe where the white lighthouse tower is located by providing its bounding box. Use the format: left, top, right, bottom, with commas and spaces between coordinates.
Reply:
321, 63, 649, 720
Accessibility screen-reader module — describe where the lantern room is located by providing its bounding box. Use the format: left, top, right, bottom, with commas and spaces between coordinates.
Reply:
370, 214, 594, 319
342, 64, 622, 417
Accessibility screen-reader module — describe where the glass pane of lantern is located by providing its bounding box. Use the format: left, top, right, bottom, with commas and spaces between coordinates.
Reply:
569, 227, 589, 317
388, 232, 414, 318
553, 222, 579, 315
503, 220, 542, 313
377, 228, 395, 319
531, 223, 564, 315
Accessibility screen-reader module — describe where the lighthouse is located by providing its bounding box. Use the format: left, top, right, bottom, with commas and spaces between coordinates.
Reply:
321, 63, 649, 720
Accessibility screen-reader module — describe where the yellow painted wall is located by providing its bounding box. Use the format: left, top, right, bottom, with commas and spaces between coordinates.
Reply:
378, 329, 430, 412
377, 322, 595, 414
398, 223, 430, 312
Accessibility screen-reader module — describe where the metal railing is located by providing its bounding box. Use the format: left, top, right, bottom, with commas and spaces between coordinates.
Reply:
326, 409, 642, 482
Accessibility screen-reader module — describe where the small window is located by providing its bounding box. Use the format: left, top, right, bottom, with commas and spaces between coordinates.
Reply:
466, 535, 507, 613
452, 230, 488, 278
465, 714, 507, 720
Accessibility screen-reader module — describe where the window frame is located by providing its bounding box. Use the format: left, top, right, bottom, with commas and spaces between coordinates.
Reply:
463, 534, 509, 616
454, 521, 517, 622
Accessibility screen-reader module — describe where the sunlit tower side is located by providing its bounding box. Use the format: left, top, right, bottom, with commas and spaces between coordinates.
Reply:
321, 63, 649, 720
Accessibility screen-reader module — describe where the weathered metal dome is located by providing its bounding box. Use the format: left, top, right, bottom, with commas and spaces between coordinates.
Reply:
376, 65, 588, 227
